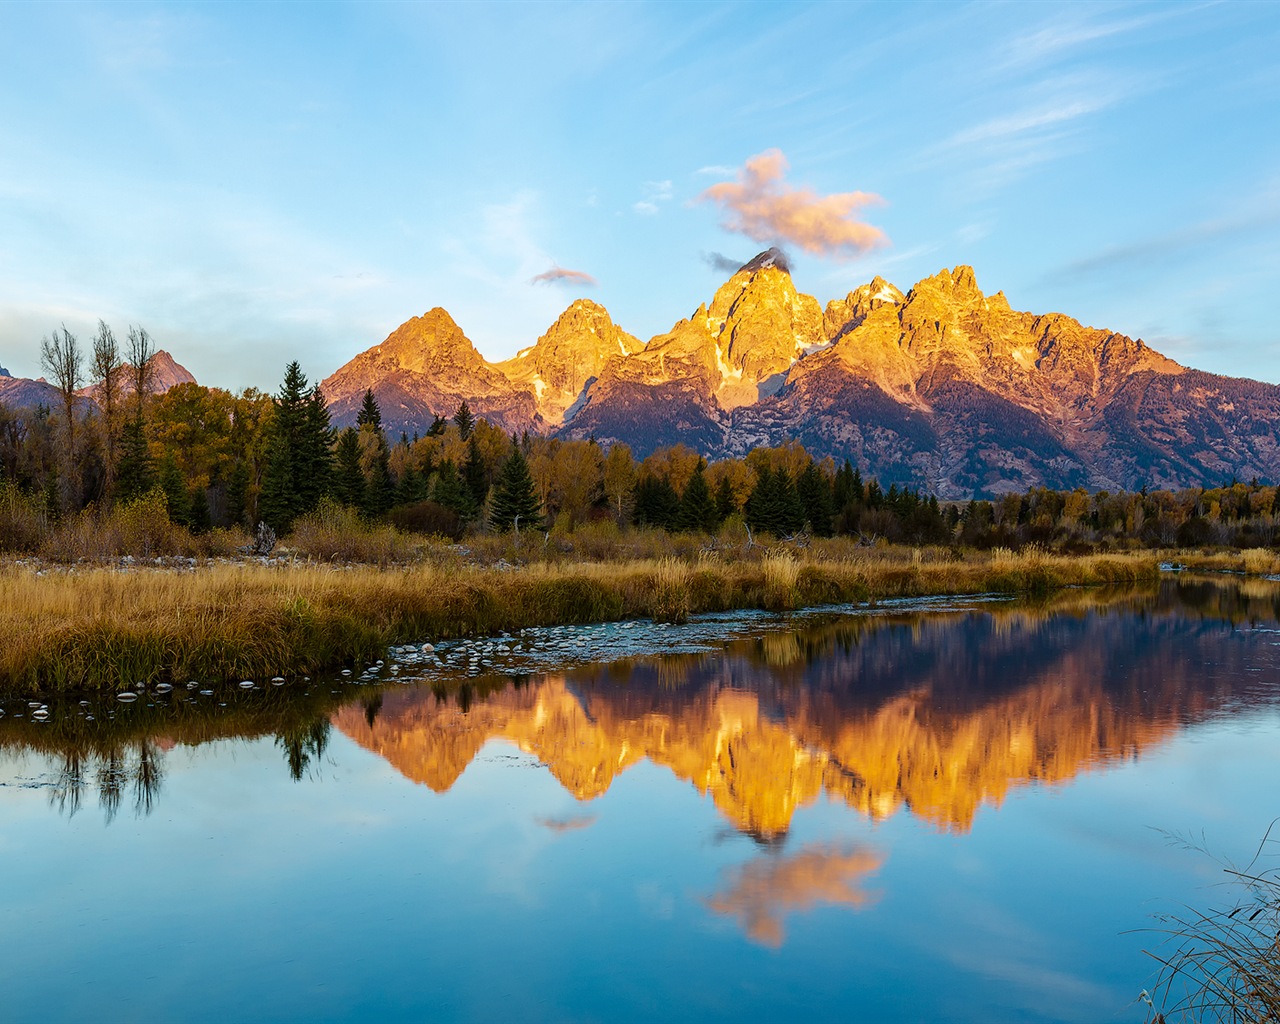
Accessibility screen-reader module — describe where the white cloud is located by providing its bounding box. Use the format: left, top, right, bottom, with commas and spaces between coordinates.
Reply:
632, 179, 674, 216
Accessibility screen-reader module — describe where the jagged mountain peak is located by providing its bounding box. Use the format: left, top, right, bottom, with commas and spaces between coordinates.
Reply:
738, 247, 791, 275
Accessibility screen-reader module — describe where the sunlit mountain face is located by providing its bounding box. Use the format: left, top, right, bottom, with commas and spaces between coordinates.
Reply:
332, 579, 1279, 838
322, 258, 1280, 494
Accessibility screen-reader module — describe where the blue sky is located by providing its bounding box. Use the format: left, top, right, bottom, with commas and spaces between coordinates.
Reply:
1, 1, 1277, 391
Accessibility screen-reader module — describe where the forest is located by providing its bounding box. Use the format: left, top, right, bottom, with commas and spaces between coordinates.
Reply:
3, 326, 1279, 559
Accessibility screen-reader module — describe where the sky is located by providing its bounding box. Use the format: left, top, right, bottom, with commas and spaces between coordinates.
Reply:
1, 1, 1278, 392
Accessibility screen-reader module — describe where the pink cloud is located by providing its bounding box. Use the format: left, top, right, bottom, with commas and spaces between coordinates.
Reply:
530, 265, 598, 286
699, 149, 888, 258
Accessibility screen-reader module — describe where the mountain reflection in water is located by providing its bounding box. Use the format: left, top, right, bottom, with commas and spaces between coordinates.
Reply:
3, 576, 1279, 835
334, 578, 1280, 837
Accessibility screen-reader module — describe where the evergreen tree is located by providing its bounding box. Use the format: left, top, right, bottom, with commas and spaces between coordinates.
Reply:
453, 400, 475, 440
714, 475, 737, 522
633, 476, 680, 529
746, 467, 805, 537
431, 460, 476, 519
834, 459, 859, 510
225, 459, 249, 528
189, 485, 212, 534
463, 435, 487, 508
797, 461, 835, 536
356, 389, 382, 430
427, 414, 447, 437
489, 446, 543, 531
394, 462, 428, 507
115, 416, 153, 504
333, 428, 365, 509
675, 463, 719, 533
361, 430, 394, 518
300, 386, 333, 506
258, 364, 333, 532
158, 451, 190, 527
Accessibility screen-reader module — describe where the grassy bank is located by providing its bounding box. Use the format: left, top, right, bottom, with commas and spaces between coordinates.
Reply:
0, 546, 1161, 693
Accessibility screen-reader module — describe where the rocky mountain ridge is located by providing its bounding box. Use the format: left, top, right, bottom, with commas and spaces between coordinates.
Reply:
321, 254, 1280, 495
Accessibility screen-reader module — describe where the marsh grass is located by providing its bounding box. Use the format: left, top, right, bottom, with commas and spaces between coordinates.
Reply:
0, 546, 1161, 693
1142, 827, 1280, 1023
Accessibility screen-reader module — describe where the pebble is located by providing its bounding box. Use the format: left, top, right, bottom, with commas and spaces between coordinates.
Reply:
116, 692, 138, 702
239, 680, 255, 689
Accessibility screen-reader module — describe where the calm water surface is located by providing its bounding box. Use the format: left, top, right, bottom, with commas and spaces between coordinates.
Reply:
2, 576, 1279, 1023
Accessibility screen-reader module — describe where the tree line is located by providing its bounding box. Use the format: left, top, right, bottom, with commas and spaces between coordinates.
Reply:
2, 338, 1279, 551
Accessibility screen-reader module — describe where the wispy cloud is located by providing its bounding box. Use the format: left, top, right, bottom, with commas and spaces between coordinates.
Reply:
946, 98, 1108, 148
1000, 9, 1175, 70
530, 265, 598, 286
1055, 206, 1280, 279
633, 179, 673, 216
697, 149, 887, 259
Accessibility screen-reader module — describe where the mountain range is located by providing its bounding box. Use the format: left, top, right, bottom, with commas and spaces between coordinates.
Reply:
321, 252, 1280, 496
4, 260, 1276, 497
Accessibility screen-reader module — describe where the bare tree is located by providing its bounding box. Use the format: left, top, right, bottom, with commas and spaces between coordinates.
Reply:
91, 320, 123, 498
126, 325, 156, 421
40, 324, 83, 509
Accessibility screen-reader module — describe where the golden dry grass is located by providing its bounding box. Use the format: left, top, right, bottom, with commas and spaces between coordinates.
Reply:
0, 546, 1164, 693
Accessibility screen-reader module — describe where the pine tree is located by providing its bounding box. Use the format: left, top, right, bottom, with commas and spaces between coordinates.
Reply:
676, 463, 719, 533
356, 389, 382, 431
714, 475, 737, 522
746, 466, 804, 537
427, 415, 447, 437
463, 435, 487, 508
634, 476, 680, 529
225, 459, 249, 528
797, 461, 835, 536
189, 485, 212, 534
158, 451, 190, 527
394, 462, 428, 506
258, 364, 333, 532
453, 400, 475, 440
431, 460, 476, 519
115, 416, 153, 504
489, 446, 542, 531
361, 431, 394, 518
333, 428, 365, 509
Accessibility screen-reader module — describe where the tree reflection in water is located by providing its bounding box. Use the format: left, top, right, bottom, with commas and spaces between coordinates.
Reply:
49, 740, 165, 822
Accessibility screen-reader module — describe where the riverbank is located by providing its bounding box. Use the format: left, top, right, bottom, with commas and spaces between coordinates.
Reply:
0, 546, 1170, 693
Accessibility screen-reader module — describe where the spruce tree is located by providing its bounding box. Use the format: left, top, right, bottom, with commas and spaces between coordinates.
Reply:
356, 388, 382, 430
797, 461, 835, 536
463, 435, 487, 508
258, 363, 333, 533
225, 459, 249, 528
427, 415, 447, 437
676, 464, 719, 533
394, 462, 427, 506
362, 431, 394, 518
634, 476, 680, 529
432, 460, 476, 519
333, 428, 365, 509
453, 400, 475, 440
115, 416, 153, 504
158, 451, 190, 526
714, 475, 737, 523
489, 446, 542, 531
189, 485, 212, 534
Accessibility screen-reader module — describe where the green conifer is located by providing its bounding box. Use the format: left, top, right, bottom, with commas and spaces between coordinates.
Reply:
489, 446, 542, 531
676, 463, 719, 533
